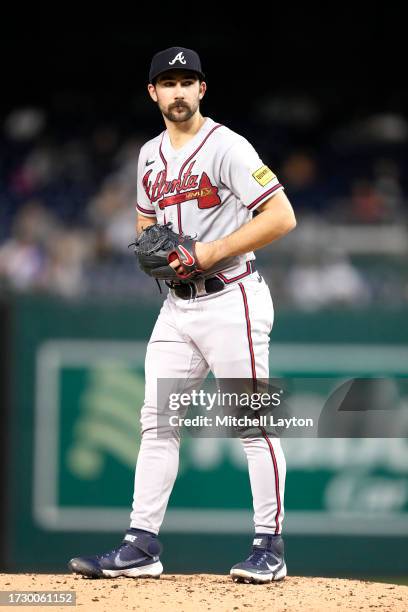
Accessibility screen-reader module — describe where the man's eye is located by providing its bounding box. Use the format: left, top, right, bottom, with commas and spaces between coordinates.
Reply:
161, 80, 193, 86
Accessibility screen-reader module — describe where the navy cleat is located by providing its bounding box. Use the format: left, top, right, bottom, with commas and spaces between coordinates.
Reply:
230, 534, 287, 584
68, 529, 163, 579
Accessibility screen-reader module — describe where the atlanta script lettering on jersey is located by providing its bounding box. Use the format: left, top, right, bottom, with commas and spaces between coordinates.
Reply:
143, 160, 221, 210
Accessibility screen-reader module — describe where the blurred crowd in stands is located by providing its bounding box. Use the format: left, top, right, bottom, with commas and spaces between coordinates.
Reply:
1, 104, 407, 308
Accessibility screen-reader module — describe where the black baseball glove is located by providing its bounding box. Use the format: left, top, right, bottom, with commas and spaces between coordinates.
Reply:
131, 222, 204, 281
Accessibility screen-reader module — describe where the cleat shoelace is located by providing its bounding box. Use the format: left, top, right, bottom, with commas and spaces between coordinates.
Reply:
246, 548, 271, 567
99, 543, 128, 560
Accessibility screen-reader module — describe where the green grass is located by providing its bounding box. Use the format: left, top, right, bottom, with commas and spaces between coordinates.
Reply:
359, 576, 408, 586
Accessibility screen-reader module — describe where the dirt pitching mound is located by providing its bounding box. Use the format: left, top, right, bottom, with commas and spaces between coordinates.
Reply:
0, 573, 407, 611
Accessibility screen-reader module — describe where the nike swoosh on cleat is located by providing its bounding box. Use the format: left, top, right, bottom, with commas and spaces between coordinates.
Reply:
114, 553, 141, 568
145, 160, 155, 166
266, 561, 279, 572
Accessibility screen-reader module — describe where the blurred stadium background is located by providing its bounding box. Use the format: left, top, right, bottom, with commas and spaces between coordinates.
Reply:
0, 10, 407, 581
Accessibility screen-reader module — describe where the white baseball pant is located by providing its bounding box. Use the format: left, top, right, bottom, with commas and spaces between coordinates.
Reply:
130, 272, 286, 535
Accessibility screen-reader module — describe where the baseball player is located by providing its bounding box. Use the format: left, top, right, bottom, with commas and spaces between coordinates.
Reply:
69, 46, 296, 584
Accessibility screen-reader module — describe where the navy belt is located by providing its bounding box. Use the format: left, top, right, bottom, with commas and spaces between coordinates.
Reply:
168, 262, 257, 300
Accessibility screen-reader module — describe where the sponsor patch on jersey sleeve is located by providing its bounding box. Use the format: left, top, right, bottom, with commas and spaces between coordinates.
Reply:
252, 165, 276, 187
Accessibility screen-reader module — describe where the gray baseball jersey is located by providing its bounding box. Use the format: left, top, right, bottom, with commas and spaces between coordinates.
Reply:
136, 117, 284, 277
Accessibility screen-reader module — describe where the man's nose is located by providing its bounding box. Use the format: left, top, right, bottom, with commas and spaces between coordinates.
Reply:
174, 83, 185, 98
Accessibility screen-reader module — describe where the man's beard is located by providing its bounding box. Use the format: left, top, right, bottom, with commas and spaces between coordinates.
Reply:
162, 100, 198, 123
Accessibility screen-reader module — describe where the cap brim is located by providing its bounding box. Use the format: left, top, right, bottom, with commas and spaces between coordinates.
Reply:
150, 67, 206, 83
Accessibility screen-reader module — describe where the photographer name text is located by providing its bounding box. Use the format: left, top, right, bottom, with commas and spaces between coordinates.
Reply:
167, 415, 313, 428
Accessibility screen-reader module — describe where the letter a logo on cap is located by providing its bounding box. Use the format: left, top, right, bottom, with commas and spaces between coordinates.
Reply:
169, 52, 186, 66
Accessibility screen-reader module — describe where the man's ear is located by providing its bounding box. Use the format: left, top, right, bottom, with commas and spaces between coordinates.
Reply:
198, 81, 207, 101
147, 83, 158, 102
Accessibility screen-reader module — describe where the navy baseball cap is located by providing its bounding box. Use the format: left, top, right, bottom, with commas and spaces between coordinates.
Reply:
149, 47, 205, 83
